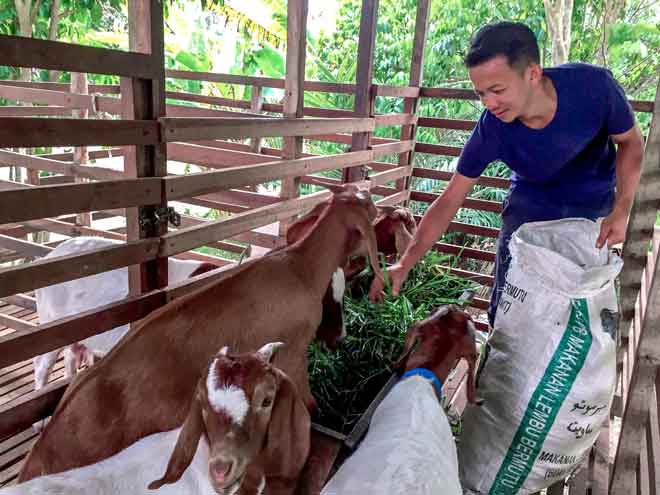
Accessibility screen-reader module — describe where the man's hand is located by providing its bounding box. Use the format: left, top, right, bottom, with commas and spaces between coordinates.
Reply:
596, 207, 629, 249
368, 262, 411, 301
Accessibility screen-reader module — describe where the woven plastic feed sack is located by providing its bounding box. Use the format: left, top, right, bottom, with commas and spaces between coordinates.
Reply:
458, 218, 622, 494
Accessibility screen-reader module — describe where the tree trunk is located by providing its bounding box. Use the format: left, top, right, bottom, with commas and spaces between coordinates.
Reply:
594, 0, 625, 66
48, 0, 62, 80
544, 0, 574, 65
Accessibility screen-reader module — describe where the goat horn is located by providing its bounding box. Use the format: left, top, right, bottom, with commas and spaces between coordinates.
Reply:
219, 346, 229, 356
257, 342, 285, 363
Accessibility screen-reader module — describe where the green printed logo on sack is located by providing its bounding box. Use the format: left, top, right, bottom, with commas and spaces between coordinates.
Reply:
489, 299, 592, 494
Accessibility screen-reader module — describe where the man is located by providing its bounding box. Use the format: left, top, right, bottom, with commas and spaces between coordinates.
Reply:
370, 21, 644, 325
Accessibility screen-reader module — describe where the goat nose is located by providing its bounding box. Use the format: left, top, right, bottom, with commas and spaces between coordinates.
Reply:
210, 461, 233, 484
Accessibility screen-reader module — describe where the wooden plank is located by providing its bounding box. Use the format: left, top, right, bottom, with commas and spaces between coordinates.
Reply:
0, 238, 159, 299
434, 242, 496, 262
415, 141, 463, 157
419, 87, 477, 100
165, 69, 356, 94
0, 290, 165, 368
167, 142, 272, 167
611, 244, 660, 491
0, 149, 124, 181
0, 296, 35, 312
417, 116, 476, 131
619, 78, 660, 336
0, 234, 52, 257
160, 117, 375, 142
250, 86, 264, 153
279, 0, 308, 236
372, 140, 414, 157
0, 80, 119, 94
373, 84, 420, 98
345, 0, 378, 184
0, 84, 94, 110
632, 101, 655, 113
375, 189, 409, 206
0, 118, 159, 147
0, 36, 157, 79
0, 313, 36, 333
590, 419, 610, 494
410, 190, 503, 213
374, 113, 417, 127
0, 107, 72, 117
161, 191, 331, 256
0, 179, 162, 224
0, 379, 70, 442
412, 166, 511, 189
395, 0, 430, 193
164, 150, 373, 200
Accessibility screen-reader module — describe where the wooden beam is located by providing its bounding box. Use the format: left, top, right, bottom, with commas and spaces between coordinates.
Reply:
121, 0, 168, 296
415, 141, 463, 157
412, 166, 510, 189
372, 140, 414, 157
0, 149, 124, 180
167, 142, 271, 167
619, 78, 660, 335
0, 118, 158, 147
0, 294, 36, 311
611, 247, 660, 491
410, 190, 503, 213
0, 311, 38, 333
373, 84, 420, 98
0, 106, 72, 117
279, 0, 308, 236
0, 234, 52, 257
0, 36, 158, 79
0, 238, 159, 299
0, 84, 94, 111
250, 86, 264, 153
164, 150, 373, 200
161, 191, 332, 256
0, 378, 70, 442
160, 117, 374, 142
344, 0, 378, 183
0, 179, 162, 224
374, 113, 417, 127
418, 116, 476, 131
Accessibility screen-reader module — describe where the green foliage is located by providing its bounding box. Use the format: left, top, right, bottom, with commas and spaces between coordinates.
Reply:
308, 250, 475, 434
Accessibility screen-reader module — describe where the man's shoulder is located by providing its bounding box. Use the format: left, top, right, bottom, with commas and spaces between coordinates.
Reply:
545, 62, 612, 86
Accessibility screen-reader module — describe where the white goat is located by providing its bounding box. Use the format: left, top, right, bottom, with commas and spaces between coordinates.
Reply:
321, 306, 480, 495
33, 237, 216, 392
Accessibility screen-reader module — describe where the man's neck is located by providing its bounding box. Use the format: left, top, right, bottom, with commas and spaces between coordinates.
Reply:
519, 76, 557, 129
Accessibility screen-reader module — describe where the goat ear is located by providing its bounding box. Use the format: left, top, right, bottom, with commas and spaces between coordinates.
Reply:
351, 214, 386, 301
257, 342, 285, 363
393, 221, 414, 257
263, 371, 311, 480
148, 391, 205, 490
286, 202, 328, 245
392, 329, 421, 373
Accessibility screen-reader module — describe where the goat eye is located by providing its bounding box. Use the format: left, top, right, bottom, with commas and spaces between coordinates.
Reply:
261, 397, 273, 408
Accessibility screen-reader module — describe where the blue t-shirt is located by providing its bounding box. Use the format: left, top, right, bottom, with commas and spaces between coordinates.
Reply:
457, 63, 635, 221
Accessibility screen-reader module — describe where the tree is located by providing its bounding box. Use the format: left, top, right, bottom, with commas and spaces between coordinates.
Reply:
544, 0, 574, 65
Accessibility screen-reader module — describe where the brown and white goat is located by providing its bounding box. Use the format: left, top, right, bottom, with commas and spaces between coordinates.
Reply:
3, 343, 309, 495
321, 305, 480, 495
19, 185, 384, 481
284, 202, 417, 349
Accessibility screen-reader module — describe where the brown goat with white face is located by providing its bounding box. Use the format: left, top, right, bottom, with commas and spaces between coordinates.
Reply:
19, 185, 384, 481
393, 304, 481, 404
150, 342, 310, 495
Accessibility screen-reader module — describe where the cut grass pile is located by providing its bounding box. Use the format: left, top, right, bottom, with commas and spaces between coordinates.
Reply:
308, 251, 476, 434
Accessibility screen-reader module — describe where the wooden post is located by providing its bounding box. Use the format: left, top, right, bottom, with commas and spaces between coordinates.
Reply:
249, 85, 264, 154
396, 0, 430, 194
343, 0, 378, 184
278, 0, 308, 236
121, 0, 168, 295
72, 72, 92, 227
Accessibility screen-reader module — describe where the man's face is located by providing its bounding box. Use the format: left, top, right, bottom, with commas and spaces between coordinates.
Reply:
468, 55, 539, 123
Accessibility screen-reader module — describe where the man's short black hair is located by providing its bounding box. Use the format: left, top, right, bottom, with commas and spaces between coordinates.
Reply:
464, 21, 540, 70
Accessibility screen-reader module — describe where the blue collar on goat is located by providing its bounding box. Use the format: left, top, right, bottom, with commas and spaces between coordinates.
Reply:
400, 368, 443, 400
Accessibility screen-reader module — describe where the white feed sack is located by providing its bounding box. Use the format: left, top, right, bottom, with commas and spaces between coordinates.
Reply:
459, 218, 621, 494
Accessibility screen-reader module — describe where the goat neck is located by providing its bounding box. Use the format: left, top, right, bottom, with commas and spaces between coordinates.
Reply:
290, 206, 354, 296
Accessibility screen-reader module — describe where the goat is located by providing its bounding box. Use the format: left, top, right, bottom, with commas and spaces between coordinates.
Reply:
33, 236, 217, 394
284, 203, 416, 349
4, 342, 309, 495
19, 185, 384, 481
321, 305, 480, 495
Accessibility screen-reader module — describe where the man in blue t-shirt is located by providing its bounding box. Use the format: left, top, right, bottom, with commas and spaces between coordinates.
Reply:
370, 21, 644, 325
